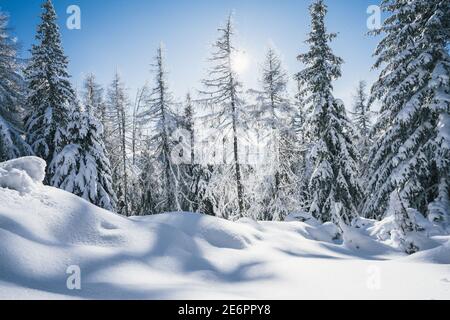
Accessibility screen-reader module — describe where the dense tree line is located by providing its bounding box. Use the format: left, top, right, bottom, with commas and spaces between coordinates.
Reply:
0, 0, 448, 252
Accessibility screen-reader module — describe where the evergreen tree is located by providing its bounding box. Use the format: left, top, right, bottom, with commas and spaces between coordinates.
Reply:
363, 0, 450, 226
177, 93, 201, 212
24, 0, 75, 179
296, 0, 362, 225
50, 100, 117, 211
0, 10, 31, 161
351, 80, 373, 171
387, 190, 420, 254
200, 14, 246, 218
140, 44, 180, 213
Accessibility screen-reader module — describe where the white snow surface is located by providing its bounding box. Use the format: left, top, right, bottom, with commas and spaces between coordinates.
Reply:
0, 158, 449, 300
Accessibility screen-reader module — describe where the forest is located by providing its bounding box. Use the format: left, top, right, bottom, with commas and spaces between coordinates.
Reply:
0, 0, 449, 256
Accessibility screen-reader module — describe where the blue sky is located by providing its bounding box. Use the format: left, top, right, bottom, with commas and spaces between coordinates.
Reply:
1, 0, 382, 107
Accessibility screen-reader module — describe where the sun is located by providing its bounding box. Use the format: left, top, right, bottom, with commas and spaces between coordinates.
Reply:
232, 50, 250, 75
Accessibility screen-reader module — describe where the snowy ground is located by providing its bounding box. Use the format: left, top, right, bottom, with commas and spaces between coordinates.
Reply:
0, 157, 449, 300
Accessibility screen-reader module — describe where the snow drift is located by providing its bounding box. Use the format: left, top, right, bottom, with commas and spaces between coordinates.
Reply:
0, 157, 449, 299
0, 157, 45, 194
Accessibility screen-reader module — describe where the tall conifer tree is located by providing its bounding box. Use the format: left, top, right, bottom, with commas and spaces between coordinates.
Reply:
363, 0, 450, 226
25, 0, 75, 181
0, 10, 31, 161
296, 0, 362, 225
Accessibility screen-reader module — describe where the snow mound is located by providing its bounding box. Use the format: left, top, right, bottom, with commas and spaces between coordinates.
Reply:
367, 213, 444, 251
0, 157, 46, 193
401, 240, 450, 264
136, 212, 258, 249
0, 174, 449, 299
341, 223, 396, 256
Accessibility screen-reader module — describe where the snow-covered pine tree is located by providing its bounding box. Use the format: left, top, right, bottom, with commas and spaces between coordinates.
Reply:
106, 72, 132, 216
250, 47, 299, 221
176, 93, 202, 212
296, 0, 362, 225
139, 44, 180, 213
176, 93, 215, 214
200, 14, 246, 218
24, 0, 75, 180
0, 10, 31, 161
387, 190, 420, 254
350, 81, 373, 172
49, 99, 117, 211
363, 0, 450, 226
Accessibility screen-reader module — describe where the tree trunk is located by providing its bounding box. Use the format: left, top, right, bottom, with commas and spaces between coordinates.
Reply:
231, 98, 244, 216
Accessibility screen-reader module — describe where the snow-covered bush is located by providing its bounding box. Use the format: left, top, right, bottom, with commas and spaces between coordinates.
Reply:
0, 156, 46, 193
367, 192, 445, 254
49, 106, 117, 211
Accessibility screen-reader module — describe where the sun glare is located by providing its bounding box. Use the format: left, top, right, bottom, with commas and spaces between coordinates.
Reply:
232, 50, 250, 75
